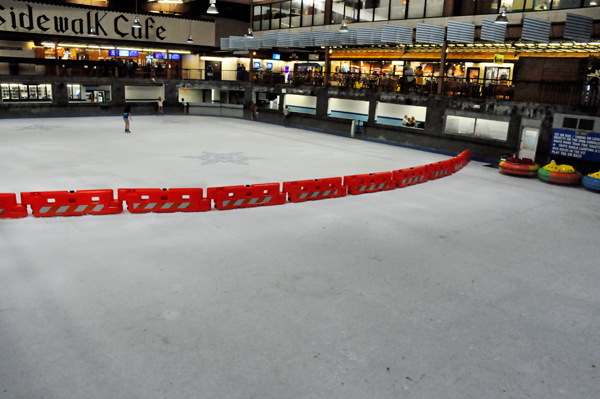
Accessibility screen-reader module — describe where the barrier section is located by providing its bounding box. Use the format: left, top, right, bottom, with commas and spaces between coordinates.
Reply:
461, 149, 471, 164
21, 190, 123, 217
207, 183, 286, 210
343, 172, 396, 195
282, 177, 347, 203
0, 193, 28, 219
454, 155, 467, 172
428, 159, 454, 180
117, 188, 210, 213
393, 165, 430, 188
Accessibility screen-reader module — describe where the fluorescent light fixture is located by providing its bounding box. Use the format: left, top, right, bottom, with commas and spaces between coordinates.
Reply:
58, 43, 84, 47
117, 47, 143, 51
514, 43, 526, 46
549, 42, 561, 46
169, 50, 192, 54
42, 42, 56, 47
143, 49, 165, 52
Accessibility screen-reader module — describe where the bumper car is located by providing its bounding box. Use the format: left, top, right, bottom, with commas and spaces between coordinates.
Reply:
537, 160, 582, 185
582, 171, 600, 192
499, 155, 539, 176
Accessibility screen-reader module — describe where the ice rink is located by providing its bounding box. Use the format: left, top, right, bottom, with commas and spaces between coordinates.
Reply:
1, 115, 599, 399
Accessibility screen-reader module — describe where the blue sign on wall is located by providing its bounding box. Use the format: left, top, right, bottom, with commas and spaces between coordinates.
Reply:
551, 129, 600, 162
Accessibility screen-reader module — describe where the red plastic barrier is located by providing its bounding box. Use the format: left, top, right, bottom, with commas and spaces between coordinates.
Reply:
393, 164, 430, 188
282, 177, 347, 203
207, 183, 286, 210
21, 190, 123, 218
428, 159, 454, 180
460, 149, 471, 164
0, 193, 28, 219
117, 188, 210, 213
343, 172, 396, 195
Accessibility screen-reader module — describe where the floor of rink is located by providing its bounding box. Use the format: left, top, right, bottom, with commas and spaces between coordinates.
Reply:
1, 115, 598, 399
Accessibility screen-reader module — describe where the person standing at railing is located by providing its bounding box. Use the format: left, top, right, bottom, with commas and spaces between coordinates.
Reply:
415, 66, 424, 92
404, 65, 415, 92
207, 64, 213, 81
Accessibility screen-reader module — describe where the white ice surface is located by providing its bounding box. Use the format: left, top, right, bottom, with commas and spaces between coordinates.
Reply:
1, 116, 599, 399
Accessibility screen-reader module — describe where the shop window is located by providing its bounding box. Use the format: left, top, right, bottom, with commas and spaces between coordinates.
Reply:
389, 0, 407, 19
280, 1, 292, 28
344, 0, 359, 22
271, 4, 281, 29
1, 83, 52, 102
313, 0, 326, 25
407, 0, 425, 18
445, 115, 509, 141
291, 0, 302, 27
359, 0, 376, 22
302, 0, 313, 26
331, 0, 344, 23
374, 0, 390, 21
425, 0, 444, 17
550, 0, 578, 9
253, 5, 261, 31
261, 5, 271, 30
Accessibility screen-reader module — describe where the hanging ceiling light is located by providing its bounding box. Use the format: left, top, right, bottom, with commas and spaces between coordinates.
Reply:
207, 0, 218, 14
340, 20, 349, 32
495, 7, 508, 24
187, 19, 193, 43
133, 0, 142, 29
89, 26, 97, 37
246, 28, 254, 39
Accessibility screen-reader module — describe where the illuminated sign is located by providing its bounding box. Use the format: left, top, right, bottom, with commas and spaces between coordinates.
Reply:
169, 53, 180, 60
273, 54, 281, 60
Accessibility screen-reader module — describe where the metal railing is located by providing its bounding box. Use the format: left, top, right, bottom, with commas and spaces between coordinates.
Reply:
3, 60, 599, 107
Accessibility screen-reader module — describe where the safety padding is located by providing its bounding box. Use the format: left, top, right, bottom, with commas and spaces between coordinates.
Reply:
428, 159, 454, 180
0, 193, 28, 219
207, 183, 286, 210
282, 177, 347, 203
21, 189, 123, 217
117, 188, 210, 213
343, 172, 396, 195
393, 165, 430, 188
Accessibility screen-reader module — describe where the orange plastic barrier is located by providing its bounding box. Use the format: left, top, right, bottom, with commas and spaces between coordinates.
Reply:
428, 159, 454, 180
393, 165, 430, 188
207, 183, 286, 210
117, 188, 210, 213
343, 172, 396, 195
282, 177, 347, 203
21, 190, 123, 218
0, 193, 28, 219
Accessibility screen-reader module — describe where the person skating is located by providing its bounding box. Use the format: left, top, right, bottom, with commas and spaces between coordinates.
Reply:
123, 105, 132, 133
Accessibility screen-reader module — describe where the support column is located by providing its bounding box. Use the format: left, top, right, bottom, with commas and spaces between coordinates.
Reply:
324, 47, 330, 86
437, 39, 447, 95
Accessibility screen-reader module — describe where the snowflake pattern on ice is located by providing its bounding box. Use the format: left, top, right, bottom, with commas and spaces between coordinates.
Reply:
18, 124, 64, 131
183, 152, 258, 165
